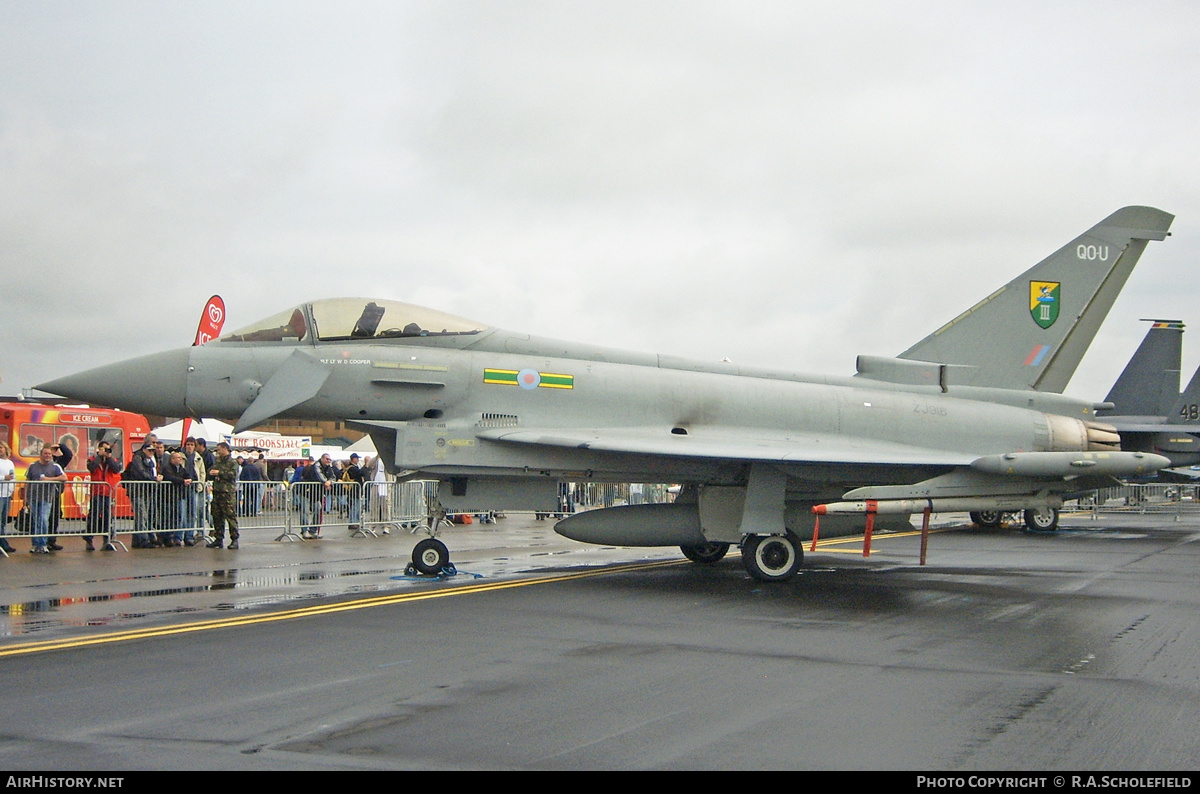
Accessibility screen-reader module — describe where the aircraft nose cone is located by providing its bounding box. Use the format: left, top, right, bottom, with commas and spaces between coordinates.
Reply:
37, 347, 192, 416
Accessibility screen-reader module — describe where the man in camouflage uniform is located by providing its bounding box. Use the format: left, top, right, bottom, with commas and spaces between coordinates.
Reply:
206, 441, 240, 549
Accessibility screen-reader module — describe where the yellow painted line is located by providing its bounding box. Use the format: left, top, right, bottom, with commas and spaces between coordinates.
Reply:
0, 559, 685, 659
808, 526, 958, 554
0, 527, 966, 657
812, 527, 956, 547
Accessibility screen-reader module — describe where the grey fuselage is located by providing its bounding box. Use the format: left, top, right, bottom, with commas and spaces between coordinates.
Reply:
67, 325, 1108, 503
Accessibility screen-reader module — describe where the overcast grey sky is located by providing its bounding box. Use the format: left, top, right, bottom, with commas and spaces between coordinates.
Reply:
3, 0, 1199, 405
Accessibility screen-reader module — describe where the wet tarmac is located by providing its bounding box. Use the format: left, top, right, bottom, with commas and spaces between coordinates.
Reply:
1, 511, 1198, 771
0, 512, 682, 641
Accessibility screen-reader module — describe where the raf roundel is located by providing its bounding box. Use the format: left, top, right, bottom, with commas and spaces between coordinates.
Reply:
517, 369, 541, 390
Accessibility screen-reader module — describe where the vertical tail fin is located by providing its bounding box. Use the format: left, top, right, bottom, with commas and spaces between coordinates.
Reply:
1099, 320, 1183, 417
1169, 363, 1200, 426
897, 206, 1174, 392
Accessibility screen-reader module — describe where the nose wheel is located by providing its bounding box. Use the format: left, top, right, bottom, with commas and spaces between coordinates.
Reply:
410, 537, 451, 574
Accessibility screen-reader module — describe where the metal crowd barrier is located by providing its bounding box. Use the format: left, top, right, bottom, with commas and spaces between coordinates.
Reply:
570, 482, 673, 508
281, 479, 434, 540
1, 479, 433, 552
1068, 483, 1200, 517
1, 476, 680, 554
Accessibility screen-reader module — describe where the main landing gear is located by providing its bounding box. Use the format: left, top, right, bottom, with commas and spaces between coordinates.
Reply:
969, 508, 1060, 532
679, 541, 730, 564
969, 510, 1004, 529
1023, 507, 1059, 532
740, 532, 803, 582
679, 534, 804, 582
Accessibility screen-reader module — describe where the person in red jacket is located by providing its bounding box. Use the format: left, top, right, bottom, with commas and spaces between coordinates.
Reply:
84, 441, 123, 551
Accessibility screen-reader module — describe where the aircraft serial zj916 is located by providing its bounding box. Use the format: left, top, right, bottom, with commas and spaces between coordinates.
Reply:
40, 207, 1175, 581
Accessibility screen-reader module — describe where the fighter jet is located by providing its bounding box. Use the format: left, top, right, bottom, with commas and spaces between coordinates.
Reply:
39, 206, 1174, 581
1094, 319, 1200, 472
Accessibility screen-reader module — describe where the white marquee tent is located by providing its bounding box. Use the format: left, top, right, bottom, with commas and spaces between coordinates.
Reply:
153, 418, 373, 463
151, 417, 235, 445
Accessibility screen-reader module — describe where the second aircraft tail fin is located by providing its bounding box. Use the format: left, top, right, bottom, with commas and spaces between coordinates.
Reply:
1099, 320, 1184, 418
1168, 363, 1200, 426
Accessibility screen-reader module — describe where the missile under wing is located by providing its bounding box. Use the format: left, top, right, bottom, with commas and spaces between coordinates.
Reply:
37, 207, 1175, 581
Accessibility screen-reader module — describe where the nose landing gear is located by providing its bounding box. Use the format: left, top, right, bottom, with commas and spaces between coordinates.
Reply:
404, 502, 458, 576
410, 537, 452, 575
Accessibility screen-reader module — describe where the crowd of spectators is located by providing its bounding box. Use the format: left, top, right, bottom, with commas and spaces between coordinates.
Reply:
0, 434, 389, 554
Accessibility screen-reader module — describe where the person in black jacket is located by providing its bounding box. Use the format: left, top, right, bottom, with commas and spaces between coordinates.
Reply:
125, 442, 163, 548
343, 453, 366, 530
44, 439, 74, 551
299, 454, 334, 539
237, 454, 264, 516
161, 451, 196, 547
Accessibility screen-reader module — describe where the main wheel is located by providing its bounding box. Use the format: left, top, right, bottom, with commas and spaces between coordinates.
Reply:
1023, 507, 1059, 532
412, 537, 450, 574
741, 533, 803, 582
680, 541, 730, 564
970, 510, 1003, 529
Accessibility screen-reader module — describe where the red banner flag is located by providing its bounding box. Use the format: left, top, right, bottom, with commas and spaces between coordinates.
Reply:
194, 295, 226, 346
183, 296, 225, 443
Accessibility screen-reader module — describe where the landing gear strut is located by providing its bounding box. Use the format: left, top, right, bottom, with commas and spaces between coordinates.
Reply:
741, 532, 803, 581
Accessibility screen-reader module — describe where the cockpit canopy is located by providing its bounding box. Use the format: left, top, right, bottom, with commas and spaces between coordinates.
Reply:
219, 298, 488, 343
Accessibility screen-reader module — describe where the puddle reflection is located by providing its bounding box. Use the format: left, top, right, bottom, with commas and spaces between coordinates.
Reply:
0, 564, 406, 637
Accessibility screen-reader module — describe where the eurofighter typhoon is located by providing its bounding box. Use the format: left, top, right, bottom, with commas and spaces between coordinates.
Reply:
40, 207, 1174, 580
